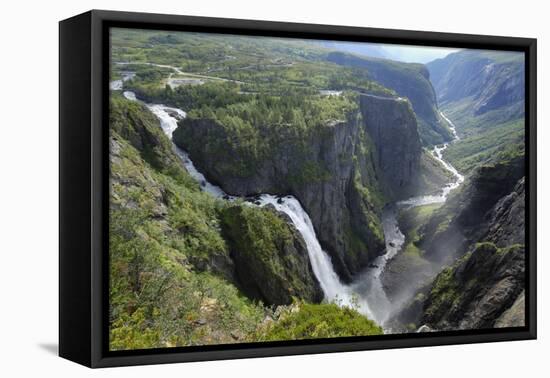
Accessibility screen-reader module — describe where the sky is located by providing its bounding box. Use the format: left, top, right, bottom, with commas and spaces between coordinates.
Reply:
321, 40, 460, 63
381, 44, 460, 63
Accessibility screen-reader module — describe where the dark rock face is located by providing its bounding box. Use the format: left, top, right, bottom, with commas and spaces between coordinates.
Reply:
359, 94, 422, 199
421, 243, 525, 330
390, 173, 526, 331
220, 204, 323, 305
327, 51, 452, 145
174, 96, 423, 282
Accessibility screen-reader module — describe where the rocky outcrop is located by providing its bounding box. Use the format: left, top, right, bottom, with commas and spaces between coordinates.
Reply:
327, 51, 452, 145
421, 243, 525, 330
174, 95, 424, 282
394, 170, 527, 331
220, 204, 323, 305
110, 96, 324, 305
484, 177, 525, 247
110, 96, 182, 171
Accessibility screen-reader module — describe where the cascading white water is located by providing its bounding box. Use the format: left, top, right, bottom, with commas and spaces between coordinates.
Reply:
123, 91, 231, 199
257, 195, 375, 319
116, 79, 464, 329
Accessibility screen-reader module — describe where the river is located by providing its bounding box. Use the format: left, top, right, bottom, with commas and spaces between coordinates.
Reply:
117, 82, 463, 330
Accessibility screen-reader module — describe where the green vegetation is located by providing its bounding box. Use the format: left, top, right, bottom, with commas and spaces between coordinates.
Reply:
108, 27, 527, 344
444, 117, 524, 174
109, 141, 265, 349
172, 99, 355, 181
423, 242, 524, 323
428, 49, 525, 174
109, 96, 381, 350
326, 51, 452, 146
253, 302, 383, 341
111, 28, 394, 95
220, 204, 322, 305
423, 266, 459, 320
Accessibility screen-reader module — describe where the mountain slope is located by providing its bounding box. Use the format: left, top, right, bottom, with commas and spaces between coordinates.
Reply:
427, 50, 525, 173
422, 242, 524, 330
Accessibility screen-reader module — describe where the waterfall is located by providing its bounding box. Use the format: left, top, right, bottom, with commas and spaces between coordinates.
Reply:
257, 195, 375, 319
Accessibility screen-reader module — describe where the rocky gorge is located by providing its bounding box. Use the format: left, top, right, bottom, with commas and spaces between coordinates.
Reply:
107, 30, 527, 349
173, 92, 434, 282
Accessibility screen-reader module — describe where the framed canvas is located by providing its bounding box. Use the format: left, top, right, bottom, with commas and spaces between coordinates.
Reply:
59, 9, 537, 368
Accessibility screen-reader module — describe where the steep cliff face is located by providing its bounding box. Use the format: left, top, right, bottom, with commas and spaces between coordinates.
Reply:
484, 178, 525, 247
421, 243, 525, 330
327, 51, 452, 145
358, 94, 422, 199
109, 96, 381, 347
174, 95, 424, 282
174, 110, 378, 282
391, 171, 526, 331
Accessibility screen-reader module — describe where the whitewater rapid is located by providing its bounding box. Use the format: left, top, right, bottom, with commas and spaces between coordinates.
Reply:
116, 81, 463, 329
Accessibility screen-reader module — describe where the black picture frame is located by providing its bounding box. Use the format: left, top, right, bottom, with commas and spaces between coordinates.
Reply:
59, 9, 537, 368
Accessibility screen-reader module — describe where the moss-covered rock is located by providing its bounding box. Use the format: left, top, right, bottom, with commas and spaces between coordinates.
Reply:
421, 242, 525, 330
110, 95, 185, 177
220, 204, 323, 305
